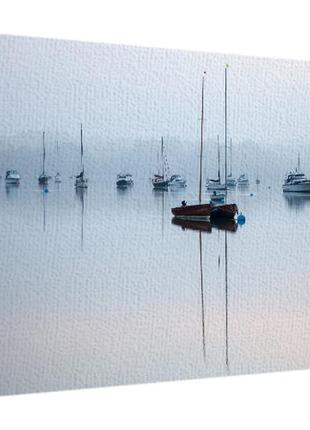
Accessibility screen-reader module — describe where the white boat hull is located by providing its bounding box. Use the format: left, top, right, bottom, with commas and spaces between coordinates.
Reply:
170, 181, 187, 187
6, 178, 20, 184
207, 183, 226, 191
283, 183, 310, 192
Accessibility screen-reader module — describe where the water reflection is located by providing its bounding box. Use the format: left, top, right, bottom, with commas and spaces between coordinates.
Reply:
171, 217, 238, 233
283, 192, 310, 210
42, 189, 47, 232
2, 182, 310, 396
224, 230, 229, 374
5, 183, 19, 199
199, 231, 206, 364
76, 188, 86, 251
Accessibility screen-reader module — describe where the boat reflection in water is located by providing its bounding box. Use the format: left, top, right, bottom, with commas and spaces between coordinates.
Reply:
283, 192, 310, 210
171, 216, 238, 233
176, 215, 236, 367
76, 187, 86, 251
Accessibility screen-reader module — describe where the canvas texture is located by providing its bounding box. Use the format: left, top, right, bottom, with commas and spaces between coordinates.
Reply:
0, 34, 309, 396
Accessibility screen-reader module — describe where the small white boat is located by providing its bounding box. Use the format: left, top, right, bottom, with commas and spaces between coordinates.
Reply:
282, 171, 310, 192
237, 173, 249, 185
5, 170, 20, 184
206, 178, 226, 190
152, 174, 169, 189
75, 124, 88, 189
55, 172, 62, 183
282, 153, 310, 192
210, 191, 225, 203
116, 173, 133, 187
226, 175, 237, 186
169, 174, 187, 187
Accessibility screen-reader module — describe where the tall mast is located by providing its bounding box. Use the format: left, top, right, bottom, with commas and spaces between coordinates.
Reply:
298, 152, 300, 172
42, 131, 46, 174
224, 65, 228, 192
199, 72, 206, 204
80, 123, 84, 173
217, 134, 221, 181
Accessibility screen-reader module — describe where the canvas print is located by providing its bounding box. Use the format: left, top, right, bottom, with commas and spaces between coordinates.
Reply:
1, 34, 310, 396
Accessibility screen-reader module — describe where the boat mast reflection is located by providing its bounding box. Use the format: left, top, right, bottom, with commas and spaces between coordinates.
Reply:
76, 188, 86, 251
224, 230, 229, 373
172, 216, 236, 369
199, 231, 206, 364
171, 217, 238, 233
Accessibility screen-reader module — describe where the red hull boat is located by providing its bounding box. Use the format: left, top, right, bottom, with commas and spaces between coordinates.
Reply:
171, 202, 238, 220
171, 203, 212, 219
210, 203, 238, 219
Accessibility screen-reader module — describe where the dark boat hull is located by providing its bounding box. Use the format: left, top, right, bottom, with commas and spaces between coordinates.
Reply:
171, 202, 238, 220
38, 175, 49, 185
153, 181, 169, 189
171, 203, 212, 219
210, 203, 238, 219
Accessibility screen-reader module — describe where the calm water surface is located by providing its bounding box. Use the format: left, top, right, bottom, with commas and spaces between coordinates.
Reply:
1, 179, 310, 395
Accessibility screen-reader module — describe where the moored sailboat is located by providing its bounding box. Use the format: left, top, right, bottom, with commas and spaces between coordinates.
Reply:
75, 124, 88, 189
206, 135, 226, 191
152, 137, 170, 189
226, 138, 236, 186
171, 69, 238, 221
38, 131, 49, 185
55, 141, 62, 183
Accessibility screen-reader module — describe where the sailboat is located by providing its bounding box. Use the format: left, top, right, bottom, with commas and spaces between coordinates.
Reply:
152, 137, 170, 189
75, 124, 88, 189
38, 131, 49, 185
171, 69, 238, 220
55, 141, 62, 183
226, 138, 236, 186
206, 135, 226, 191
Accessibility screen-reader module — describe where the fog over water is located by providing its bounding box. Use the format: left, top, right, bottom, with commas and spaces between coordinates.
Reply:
1, 35, 310, 396
1, 35, 310, 182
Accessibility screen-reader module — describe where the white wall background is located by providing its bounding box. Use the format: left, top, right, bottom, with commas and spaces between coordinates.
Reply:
1, 1, 310, 429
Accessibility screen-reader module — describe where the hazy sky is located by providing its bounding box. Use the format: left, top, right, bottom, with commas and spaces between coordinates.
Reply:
1, 35, 310, 179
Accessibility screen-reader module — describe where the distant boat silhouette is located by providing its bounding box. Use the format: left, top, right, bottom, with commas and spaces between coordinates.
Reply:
38, 131, 49, 185
152, 137, 170, 189
75, 124, 88, 189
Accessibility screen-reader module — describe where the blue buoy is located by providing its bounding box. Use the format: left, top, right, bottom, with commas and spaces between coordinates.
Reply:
44, 187, 49, 193
250, 193, 254, 196
237, 213, 246, 225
